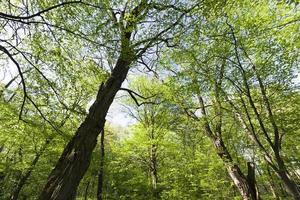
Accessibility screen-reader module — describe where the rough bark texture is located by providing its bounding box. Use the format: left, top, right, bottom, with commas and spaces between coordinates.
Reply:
38, 57, 131, 200
97, 129, 105, 200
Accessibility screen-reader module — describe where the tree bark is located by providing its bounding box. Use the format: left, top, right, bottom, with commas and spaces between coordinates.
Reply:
97, 129, 105, 200
274, 157, 300, 200
212, 137, 256, 200
247, 162, 259, 200
150, 144, 158, 199
197, 95, 257, 200
38, 56, 132, 200
228, 24, 300, 199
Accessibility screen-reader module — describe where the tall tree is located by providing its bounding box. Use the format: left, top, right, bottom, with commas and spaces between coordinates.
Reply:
36, 1, 195, 199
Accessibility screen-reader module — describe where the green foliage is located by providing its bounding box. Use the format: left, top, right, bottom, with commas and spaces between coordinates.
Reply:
0, 0, 299, 199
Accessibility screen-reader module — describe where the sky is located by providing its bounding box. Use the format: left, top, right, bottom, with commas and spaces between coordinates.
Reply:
2, 59, 300, 128
0, 60, 136, 128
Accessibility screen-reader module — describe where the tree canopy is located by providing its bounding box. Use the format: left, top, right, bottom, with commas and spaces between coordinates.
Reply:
0, 0, 299, 199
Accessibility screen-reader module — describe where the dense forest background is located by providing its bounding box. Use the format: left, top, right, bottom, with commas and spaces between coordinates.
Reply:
0, 0, 299, 199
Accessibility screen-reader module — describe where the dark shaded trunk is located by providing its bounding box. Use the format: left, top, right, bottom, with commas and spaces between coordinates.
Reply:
97, 129, 105, 200
10, 139, 50, 200
38, 56, 131, 200
268, 152, 300, 199
247, 162, 259, 200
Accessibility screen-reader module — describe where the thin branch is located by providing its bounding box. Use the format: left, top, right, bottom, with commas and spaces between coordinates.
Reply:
0, 1, 82, 20
135, 4, 198, 57
119, 87, 157, 107
226, 21, 274, 148
0, 44, 26, 119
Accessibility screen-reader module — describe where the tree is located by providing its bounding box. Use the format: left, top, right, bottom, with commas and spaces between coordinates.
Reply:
1, 0, 299, 199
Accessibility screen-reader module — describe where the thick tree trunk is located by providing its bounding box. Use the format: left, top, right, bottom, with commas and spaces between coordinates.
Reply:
97, 129, 105, 200
38, 57, 131, 200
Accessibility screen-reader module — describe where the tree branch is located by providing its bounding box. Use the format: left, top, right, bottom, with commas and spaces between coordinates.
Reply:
0, 1, 82, 20
119, 87, 157, 107
0, 44, 27, 119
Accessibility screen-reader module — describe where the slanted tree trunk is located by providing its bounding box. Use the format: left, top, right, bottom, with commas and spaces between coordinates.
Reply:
36, 1, 190, 198
230, 100, 300, 199
10, 138, 50, 200
198, 94, 257, 200
228, 23, 300, 199
212, 136, 256, 200
97, 129, 105, 200
37, 1, 160, 198
38, 55, 132, 200
274, 155, 300, 200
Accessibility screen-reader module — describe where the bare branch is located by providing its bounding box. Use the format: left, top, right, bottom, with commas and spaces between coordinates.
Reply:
0, 44, 26, 119
0, 1, 82, 20
119, 87, 157, 107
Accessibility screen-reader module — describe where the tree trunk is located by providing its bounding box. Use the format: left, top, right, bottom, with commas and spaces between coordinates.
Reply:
97, 129, 105, 200
247, 162, 259, 200
270, 152, 300, 199
38, 56, 131, 200
10, 139, 50, 200
150, 144, 158, 199
212, 137, 256, 200
10, 154, 41, 200
276, 169, 300, 200
197, 94, 257, 200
